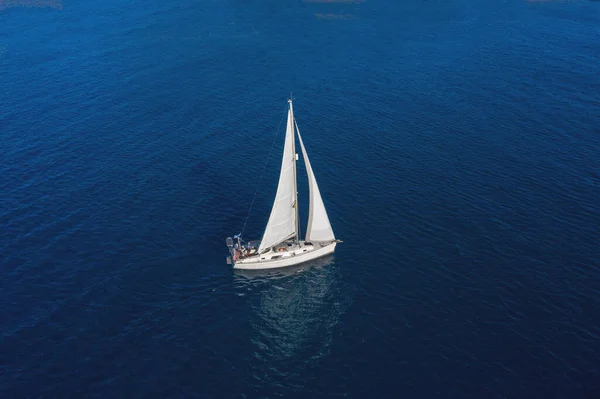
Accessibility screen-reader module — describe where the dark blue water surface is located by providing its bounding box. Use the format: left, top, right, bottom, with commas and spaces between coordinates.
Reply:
2, 0, 600, 397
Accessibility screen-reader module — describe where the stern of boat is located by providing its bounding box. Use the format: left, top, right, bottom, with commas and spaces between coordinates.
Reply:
225, 236, 234, 265
226, 235, 262, 266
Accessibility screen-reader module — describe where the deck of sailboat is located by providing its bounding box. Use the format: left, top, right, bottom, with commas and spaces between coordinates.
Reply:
233, 240, 337, 270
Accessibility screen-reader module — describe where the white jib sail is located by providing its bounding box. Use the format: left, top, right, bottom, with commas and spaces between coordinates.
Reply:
258, 107, 298, 253
295, 120, 335, 242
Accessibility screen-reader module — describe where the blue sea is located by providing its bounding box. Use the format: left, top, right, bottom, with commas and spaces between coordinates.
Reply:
1, 0, 600, 397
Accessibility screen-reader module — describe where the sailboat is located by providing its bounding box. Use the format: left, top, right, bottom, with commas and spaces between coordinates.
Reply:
226, 98, 341, 270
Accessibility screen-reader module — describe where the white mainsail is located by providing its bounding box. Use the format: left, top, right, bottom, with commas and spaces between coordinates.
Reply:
258, 105, 298, 253
295, 120, 335, 243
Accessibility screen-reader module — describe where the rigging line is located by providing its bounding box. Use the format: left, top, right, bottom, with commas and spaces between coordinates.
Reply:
240, 102, 289, 238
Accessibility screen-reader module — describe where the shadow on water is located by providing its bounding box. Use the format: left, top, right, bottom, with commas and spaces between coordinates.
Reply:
232, 255, 351, 393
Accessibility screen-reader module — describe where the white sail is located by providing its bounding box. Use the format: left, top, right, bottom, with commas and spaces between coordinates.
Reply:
258, 106, 298, 253
295, 120, 335, 243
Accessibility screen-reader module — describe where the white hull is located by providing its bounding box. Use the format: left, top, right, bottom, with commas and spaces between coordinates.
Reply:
233, 242, 337, 270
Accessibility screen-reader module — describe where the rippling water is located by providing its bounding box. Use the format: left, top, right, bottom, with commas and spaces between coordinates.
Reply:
1, 0, 600, 397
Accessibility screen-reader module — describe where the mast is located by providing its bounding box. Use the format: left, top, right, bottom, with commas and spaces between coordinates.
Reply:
289, 98, 300, 244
